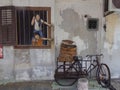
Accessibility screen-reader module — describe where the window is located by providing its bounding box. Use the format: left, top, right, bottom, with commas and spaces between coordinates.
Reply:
0, 6, 51, 48
87, 18, 99, 31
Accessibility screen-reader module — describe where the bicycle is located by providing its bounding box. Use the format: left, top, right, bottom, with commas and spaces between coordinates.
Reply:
54, 54, 111, 87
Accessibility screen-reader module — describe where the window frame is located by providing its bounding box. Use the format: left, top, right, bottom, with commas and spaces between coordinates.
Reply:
14, 7, 52, 49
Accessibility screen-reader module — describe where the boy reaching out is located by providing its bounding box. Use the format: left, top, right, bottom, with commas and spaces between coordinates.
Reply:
31, 14, 51, 37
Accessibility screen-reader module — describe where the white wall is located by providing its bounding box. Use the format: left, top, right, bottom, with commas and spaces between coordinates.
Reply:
102, 13, 120, 78
0, 0, 12, 6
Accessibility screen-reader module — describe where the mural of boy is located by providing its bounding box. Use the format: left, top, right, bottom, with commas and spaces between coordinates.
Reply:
31, 14, 51, 37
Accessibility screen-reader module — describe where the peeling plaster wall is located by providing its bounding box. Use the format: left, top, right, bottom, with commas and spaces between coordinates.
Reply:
55, 0, 103, 57
14, 49, 54, 81
0, 0, 55, 83
102, 13, 120, 78
0, 46, 14, 81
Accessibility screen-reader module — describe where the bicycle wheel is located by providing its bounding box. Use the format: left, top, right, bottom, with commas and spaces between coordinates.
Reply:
96, 63, 111, 88
54, 64, 79, 86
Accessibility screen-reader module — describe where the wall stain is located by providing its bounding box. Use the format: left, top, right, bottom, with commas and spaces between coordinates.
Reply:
60, 8, 97, 55
105, 13, 119, 49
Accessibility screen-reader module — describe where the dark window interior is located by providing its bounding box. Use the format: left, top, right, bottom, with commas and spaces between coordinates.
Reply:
16, 8, 49, 45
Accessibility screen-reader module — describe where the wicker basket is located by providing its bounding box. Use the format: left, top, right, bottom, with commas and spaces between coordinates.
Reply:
58, 40, 77, 62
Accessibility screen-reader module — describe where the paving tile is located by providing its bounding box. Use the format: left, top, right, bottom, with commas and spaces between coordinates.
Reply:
0, 79, 118, 90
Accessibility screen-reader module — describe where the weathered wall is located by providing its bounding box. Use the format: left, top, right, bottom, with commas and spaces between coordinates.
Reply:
0, 0, 55, 82
55, 0, 103, 57
102, 13, 120, 78
0, 0, 104, 83
1, 0, 119, 83
0, 0, 12, 6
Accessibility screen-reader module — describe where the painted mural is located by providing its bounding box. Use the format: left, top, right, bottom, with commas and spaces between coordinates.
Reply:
31, 14, 52, 46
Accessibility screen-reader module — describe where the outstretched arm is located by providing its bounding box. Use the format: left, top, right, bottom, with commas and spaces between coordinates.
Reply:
41, 19, 51, 27
42, 38, 53, 41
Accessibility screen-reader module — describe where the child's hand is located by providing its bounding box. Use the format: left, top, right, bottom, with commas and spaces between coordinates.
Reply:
32, 16, 35, 20
48, 24, 51, 27
48, 38, 54, 41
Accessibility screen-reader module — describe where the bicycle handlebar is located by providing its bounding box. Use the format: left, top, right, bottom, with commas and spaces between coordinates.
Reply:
73, 54, 104, 61
86, 54, 104, 58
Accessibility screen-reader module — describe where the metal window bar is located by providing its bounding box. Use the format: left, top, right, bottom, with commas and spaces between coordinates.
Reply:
17, 10, 21, 45
28, 10, 31, 44
23, 10, 26, 45
19, 11, 21, 45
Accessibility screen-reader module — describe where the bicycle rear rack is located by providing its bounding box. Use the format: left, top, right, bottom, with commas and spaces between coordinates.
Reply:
56, 58, 97, 79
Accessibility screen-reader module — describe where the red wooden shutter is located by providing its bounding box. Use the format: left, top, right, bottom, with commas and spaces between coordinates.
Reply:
0, 6, 16, 45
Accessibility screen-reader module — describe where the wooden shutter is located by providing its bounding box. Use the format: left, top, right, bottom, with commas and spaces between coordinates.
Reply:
0, 6, 16, 45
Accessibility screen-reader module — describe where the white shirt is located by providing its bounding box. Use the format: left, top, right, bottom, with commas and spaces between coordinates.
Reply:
34, 19, 43, 31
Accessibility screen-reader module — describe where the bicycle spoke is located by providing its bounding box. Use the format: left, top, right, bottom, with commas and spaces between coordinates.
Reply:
96, 64, 111, 88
